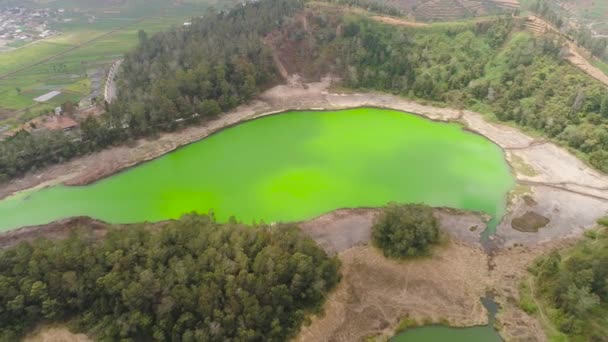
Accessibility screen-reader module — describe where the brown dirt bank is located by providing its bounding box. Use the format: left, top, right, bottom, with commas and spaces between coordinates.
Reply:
294, 243, 489, 342
1, 77, 606, 248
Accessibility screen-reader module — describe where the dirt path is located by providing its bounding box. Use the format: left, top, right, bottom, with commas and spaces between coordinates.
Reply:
527, 276, 560, 337
24, 326, 91, 342
370, 15, 428, 28
525, 15, 608, 87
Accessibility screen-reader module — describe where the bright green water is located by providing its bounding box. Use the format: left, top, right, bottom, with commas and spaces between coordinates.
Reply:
0, 108, 514, 232
393, 297, 502, 342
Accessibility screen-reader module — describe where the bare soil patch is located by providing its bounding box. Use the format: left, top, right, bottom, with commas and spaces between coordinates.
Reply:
490, 238, 580, 342
24, 326, 91, 342
295, 207, 491, 341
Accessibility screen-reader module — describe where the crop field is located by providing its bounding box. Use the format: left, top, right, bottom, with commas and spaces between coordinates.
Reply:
0, 0, 236, 127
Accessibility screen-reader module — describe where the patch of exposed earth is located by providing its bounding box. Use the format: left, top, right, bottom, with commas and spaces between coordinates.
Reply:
24, 325, 92, 342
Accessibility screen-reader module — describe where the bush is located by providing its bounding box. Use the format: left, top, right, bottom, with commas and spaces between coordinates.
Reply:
372, 203, 440, 258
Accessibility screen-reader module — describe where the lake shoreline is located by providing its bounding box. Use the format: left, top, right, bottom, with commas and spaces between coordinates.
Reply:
0, 77, 606, 248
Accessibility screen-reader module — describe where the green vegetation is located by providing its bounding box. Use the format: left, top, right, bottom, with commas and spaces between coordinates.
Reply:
518, 281, 538, 314
372, 203, 440, 259
0, 214, 340, 340
527, 227, 608, 341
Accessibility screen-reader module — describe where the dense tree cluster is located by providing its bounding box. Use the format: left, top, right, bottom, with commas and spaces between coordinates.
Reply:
0, 214, 340, 341
529, 227, 608, 340
372, 203, 440, 258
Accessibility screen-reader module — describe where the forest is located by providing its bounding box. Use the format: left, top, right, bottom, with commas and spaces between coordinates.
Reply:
528, 225, 608, 341
2, 0, 608, 182
0, 214, 340, 341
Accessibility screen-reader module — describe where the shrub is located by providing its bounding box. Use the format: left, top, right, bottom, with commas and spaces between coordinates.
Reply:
372, 203, 440, 258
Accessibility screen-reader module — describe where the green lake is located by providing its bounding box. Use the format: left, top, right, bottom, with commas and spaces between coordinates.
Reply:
393, 297, 502, 341
0, 108, 514, 232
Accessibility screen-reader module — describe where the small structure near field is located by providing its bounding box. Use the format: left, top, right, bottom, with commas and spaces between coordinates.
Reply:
42, 115, 78, 131
33, 90, 61, 102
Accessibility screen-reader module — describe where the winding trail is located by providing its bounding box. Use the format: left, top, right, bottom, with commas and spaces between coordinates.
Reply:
527, 276, 560, 337
504, 140, 548, 151
517, 180, 608, 201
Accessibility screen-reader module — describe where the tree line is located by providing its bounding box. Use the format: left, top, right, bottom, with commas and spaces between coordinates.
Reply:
0, 214, 340, 341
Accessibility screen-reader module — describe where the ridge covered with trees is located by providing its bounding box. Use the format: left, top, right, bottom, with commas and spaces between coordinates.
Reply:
2, 0, 608, 184
0, 214, 340, 340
